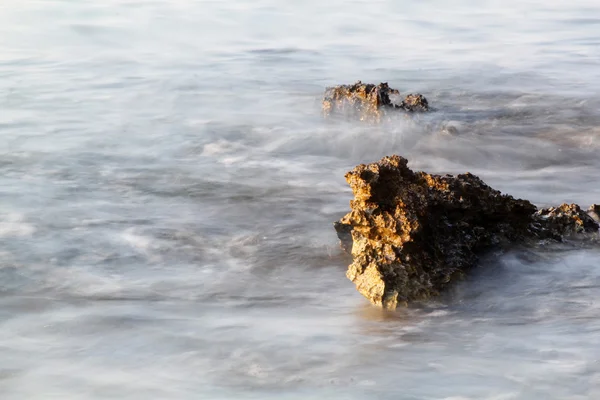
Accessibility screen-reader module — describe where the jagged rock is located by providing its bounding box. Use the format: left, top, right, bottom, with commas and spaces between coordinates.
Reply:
335, 155, 599, 308
534, 203, 599, 239
399, 93, 429, 112
322, 81, 429, 121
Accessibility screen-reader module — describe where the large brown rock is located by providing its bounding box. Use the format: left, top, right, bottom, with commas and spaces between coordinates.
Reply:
335, 155, 599, 308
322, 81, 429, 121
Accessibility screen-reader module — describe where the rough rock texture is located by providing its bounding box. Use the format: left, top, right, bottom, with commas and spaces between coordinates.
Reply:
335, 155, 599, 308
399, 93, 429, 112
534, 203, 599, 240
322, 81, 429, 121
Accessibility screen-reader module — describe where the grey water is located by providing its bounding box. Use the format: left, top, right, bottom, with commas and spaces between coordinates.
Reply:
1, 0, 600, 398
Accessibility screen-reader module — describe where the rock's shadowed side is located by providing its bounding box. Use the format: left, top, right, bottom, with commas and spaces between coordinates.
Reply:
335, 155, 599, 308
322, 81, 429, 121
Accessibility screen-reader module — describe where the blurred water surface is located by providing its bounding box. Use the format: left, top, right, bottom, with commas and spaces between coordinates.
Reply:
1, 1, 600, 399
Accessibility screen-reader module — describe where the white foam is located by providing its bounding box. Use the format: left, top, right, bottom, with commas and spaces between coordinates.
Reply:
201, 139, 246, 156
426, 310, 452, 318
0, 213, 35, 237
121, 227, 152, 251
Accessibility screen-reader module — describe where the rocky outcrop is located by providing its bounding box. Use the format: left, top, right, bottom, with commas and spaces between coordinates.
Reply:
322, 81, 429, 121
335, 155, 599, 308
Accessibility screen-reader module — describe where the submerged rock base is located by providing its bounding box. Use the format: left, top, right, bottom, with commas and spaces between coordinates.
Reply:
335, 155, 599, 308
322, 81, 429, 121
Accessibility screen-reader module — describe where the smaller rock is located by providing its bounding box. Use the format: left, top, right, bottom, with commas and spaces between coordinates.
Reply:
397, 94, 429, 112
322, 81, 429, 121
534, 203, 599, 239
